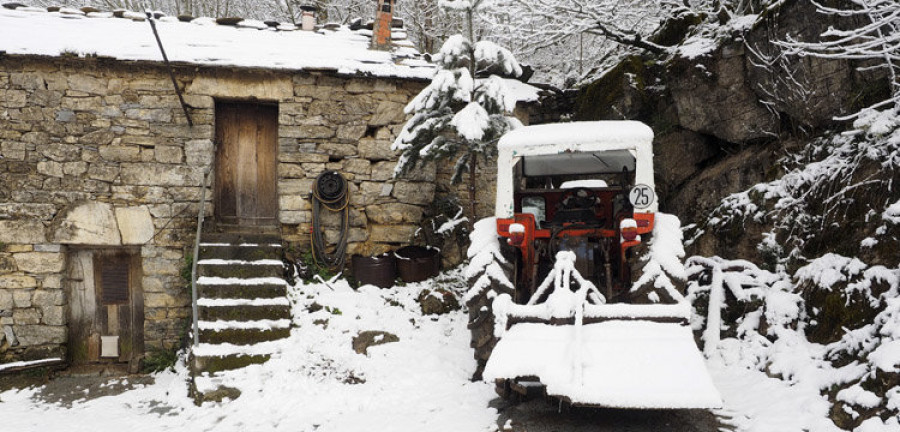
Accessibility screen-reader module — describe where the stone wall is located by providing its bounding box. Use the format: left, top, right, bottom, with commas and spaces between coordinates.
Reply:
435, 159, 497, 232
0, 55, 429, 363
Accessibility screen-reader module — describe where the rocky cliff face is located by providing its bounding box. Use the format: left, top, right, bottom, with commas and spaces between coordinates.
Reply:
572, 0, 884, 260
570, 2, 900, 429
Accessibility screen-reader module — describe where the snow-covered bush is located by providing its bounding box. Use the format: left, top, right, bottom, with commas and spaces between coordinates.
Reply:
686, 256, 798, 362
701, 108, 900, 269
411, 196, 469, 265
463, 217, 514, 378
687, 252, 900, 429
463, 217, 513, 306
631, 213, 688, 303
817, 258, 900, 430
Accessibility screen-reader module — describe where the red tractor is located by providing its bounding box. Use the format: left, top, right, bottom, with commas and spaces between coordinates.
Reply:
466, 121, 721, 409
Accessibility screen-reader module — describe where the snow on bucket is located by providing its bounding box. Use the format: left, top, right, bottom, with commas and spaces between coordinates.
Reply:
394, 246, 440, 283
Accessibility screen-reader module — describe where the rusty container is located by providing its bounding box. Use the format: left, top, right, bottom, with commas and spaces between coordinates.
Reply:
352, 253, 397, 288
395, 246, 440, 283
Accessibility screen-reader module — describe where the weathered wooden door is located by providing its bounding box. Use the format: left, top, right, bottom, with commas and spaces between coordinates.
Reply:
215, 102, 278, 227
67, 249, 143, 367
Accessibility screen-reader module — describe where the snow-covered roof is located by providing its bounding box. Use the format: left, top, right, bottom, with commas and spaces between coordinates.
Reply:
495, 121, 657, 217
498, 120, 654, 152
500, 77, 541, 103
0, 6, 433, 80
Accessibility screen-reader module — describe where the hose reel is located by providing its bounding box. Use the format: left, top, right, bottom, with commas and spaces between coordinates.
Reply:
310, 171, 350, 271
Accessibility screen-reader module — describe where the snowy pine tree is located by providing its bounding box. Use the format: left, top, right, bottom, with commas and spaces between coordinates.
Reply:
392, 0, 523, 225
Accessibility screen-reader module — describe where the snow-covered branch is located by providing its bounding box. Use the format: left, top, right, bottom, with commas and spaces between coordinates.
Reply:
778, 0, 900, 114
703, 108, 900, 266
479, 0, 674, 85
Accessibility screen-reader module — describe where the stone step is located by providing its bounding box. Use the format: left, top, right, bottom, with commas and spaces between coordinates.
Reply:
198, 327, 291, 345
200, 232, 282, 245
197, 282, 287, 300
198, 244, 283, 261
206, 223, 280, 236
192, 353, 271, 374
190, 229, 289, 396
198, 304, 292, 321
190, 374, 242, 404
197, 261, 284, 279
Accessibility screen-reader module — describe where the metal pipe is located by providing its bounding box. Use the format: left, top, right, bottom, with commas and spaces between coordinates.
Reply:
190, 152, 214, 347
146, 13, 193, 127
605, 263, 613, 302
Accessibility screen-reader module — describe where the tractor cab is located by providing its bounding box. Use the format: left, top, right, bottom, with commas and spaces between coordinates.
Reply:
494, 121, 657, 302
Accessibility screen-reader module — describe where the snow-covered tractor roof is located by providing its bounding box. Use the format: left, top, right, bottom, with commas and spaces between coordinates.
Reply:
495, 121, 657, 217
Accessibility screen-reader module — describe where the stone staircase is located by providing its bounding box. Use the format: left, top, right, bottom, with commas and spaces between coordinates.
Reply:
189, 232, 292, 402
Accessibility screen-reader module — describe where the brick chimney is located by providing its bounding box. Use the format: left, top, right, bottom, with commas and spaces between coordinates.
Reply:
372, 0, 394, 50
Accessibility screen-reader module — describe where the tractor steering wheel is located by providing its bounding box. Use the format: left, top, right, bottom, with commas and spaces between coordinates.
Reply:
560, 187, 597, 210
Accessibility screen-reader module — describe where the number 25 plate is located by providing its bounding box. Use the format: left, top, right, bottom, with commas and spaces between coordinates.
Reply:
629, 184, 655, 209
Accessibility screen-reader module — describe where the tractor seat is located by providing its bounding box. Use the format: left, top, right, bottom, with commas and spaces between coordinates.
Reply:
546, 208, 602, 227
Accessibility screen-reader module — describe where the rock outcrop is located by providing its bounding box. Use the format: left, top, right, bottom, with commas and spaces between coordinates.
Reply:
572, 0, 887, 250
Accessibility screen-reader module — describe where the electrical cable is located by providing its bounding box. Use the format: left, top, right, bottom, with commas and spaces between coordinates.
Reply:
310, 171, 350, 271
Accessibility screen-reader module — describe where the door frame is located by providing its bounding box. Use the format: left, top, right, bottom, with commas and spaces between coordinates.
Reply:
213, 99, 280, 228
66, 247, 144, 368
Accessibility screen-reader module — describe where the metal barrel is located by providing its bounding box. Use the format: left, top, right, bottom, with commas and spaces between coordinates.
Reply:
352, 253, 397, 288
394, 246, 440, 283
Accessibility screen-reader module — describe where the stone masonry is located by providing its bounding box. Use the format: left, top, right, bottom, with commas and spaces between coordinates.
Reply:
0, 55, 430, 363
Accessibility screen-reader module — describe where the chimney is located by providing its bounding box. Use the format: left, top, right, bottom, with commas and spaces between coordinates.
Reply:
300, 5, 317, 31
372, 0, 394, 50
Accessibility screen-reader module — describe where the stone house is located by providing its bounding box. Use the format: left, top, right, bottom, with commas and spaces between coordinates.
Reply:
0, 4, 443, 368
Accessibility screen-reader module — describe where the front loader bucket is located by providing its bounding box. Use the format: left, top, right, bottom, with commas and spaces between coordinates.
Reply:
482, 319, 722, 409
481, 251, 721, 409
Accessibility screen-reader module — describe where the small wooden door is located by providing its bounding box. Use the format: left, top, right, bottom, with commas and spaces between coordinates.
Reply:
215, 102, 278, 226
68, 249, 143, 366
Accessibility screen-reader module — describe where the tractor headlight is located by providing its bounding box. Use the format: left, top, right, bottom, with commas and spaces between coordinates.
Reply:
508, 223, 526, 246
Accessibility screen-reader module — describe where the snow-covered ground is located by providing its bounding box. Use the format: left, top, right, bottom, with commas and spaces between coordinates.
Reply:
711, 358, 842, 432
0, 266, 868, 432
0, 269, 497, 432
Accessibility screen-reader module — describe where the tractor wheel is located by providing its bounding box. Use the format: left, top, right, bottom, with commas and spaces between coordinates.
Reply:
466, 240, 517, 381
628, 233, 685, 304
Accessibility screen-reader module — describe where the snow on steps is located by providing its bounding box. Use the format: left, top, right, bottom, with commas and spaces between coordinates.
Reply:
193, 340, 283, 357
197, 318, 291, 345
198, 319, 291, 331
197, 279, 287, 300
197, 259, 284, 279
0, 357, 64, 374
197, 297, 291, 307
190, 234, 292, 400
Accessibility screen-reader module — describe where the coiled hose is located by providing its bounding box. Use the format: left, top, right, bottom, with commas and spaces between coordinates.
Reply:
310, 171, 349, 271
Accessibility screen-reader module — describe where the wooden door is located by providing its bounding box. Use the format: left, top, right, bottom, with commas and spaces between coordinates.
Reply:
215, 102, 278, 226
67, 249, 143, 367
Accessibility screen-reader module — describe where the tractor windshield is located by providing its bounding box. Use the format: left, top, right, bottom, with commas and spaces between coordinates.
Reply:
515, 150, 637, 191
520, 150, 636, 177
510, 151, 636, 230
